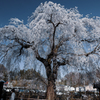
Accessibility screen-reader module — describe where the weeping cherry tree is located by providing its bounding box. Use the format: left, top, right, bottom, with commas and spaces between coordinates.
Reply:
1, 1, 100, 100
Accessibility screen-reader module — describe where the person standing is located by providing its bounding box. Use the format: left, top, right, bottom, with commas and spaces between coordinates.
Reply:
10, 89, 15, 100
1, 89, 6, 100
0, 81, 4, 100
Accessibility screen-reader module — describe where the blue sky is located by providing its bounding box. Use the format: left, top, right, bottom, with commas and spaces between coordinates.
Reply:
0, 0, 100, 27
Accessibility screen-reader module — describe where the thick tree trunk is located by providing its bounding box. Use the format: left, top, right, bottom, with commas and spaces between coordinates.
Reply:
36, 51, 58, 100
46, 81, 56, 100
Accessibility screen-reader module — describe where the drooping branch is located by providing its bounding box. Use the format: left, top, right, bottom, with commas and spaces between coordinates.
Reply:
78, 43, 100, 57
14, 37, 34, 49
61, 42, 100, 57
17, 46, 23, 56
54, 36, 73, 54
0, 44, 19, 60
53, 43, 100, 68
81, 38, 100, 43
13, 37, 34, 57
1, 27, 34, 57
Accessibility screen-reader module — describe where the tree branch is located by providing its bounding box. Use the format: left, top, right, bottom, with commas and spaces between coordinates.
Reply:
81, 38, 100, 43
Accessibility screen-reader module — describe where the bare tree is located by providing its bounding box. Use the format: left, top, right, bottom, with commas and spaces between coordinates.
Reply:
0, 1, 100, 100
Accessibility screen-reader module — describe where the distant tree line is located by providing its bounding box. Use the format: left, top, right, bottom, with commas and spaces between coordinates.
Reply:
60, 69, 100, 87
9, 69, 42, 80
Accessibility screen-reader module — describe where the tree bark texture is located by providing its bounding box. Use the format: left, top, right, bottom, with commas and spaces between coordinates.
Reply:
46, 81, 56, 100
46, 64, 57, 100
